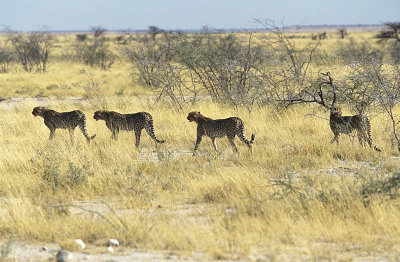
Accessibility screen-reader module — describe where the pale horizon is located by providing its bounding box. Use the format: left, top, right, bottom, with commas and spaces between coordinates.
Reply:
1, 0, 399, 32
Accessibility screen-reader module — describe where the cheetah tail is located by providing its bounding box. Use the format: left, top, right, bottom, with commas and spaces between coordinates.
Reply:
151, 128, 165, 144
145, 124, 165, 144
238, 123, 255, 146
157, 138, 166, 144
365, 118, 381, 152
79, 123, 96, 143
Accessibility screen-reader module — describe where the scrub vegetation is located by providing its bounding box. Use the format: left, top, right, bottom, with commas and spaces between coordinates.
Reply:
0, 23, 400, 260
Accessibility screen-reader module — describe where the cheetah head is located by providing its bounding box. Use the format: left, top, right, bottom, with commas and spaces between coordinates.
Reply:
93, 111, 103, 121
187, 111, 201, 123
32, 106, 46, 117
330, 106, 342, 116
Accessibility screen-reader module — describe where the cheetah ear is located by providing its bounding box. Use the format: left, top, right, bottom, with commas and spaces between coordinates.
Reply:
198, 111, 200, 114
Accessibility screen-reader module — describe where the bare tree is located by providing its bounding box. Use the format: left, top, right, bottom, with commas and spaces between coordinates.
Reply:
122, 31, 198, 111
0, 46, 14, 73
252, 19, 323, 105
122, 33, 169, 87
277, 72, 336, 108
280, 72, 380, 151
121, 20, 326, 112
92, 27, 106, 38
71, 28, 115, 70
332, 39, 384, 113
122, 29, 270, 112
374, 65, 400, 152
7, 28, 54, 72
338, 28, 347, 39
176, 29, 268, 112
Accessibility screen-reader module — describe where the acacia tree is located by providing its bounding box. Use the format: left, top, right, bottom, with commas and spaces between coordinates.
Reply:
148, 26, 163, 40
377, 22, 400, 42
377, 22, 400, 63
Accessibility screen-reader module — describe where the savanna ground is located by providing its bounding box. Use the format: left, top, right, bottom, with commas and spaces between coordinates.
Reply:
1, 28, 400, 261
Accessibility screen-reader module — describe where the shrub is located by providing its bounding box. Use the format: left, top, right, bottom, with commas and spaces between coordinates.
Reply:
0, 46, 14, 73
75, 33, 88, 42
42, 160, 91, 193
335, 38, 383, 65
72, 29, 116, 70
7, 29, 54, 72
361, 172, 400, 205
388, 42, 400, 64
33, 147, 94, 193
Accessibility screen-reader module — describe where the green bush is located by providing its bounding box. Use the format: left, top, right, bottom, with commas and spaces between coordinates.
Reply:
33, 147, 94, 193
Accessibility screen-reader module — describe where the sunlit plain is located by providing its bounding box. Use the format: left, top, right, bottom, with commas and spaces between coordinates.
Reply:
1, 30, 400, 260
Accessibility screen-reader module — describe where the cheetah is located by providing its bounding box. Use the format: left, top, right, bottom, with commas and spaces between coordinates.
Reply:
32, 106, 96, 143
329, 106, 380, 151
93, 110, 165, 147
187, 111, 255, 155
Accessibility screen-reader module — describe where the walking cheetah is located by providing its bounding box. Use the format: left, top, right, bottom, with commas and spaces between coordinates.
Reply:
329, 106, 380, 151
32, 107, 96, 143
93, 110, 165, 147
187, 111, 255, 155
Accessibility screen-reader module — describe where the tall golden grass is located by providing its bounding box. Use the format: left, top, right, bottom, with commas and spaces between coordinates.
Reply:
0, 31, 400, 259
1, 96, 399, 258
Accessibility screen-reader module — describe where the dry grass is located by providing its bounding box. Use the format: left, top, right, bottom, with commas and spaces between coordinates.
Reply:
1, 31, 400, 260
1, 97, 400, 259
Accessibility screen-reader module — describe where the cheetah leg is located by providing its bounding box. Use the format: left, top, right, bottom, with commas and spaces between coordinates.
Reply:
237, 133, 253, 153
228, 136, 239, 153
211, 137, 218, 151
134, 129, 142, 148
331, 134, 340, 145
49, 129, 56, 140
193, 135, 202, 156
68, 128, 75, 145
112, 129, 119, 140
365, 132, 373, 149
357, 132, 366, 147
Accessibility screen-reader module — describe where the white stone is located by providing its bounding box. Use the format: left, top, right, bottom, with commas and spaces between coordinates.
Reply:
108, 238, 119, 247
74, 239, 86, 250
107, 246, 114, 253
